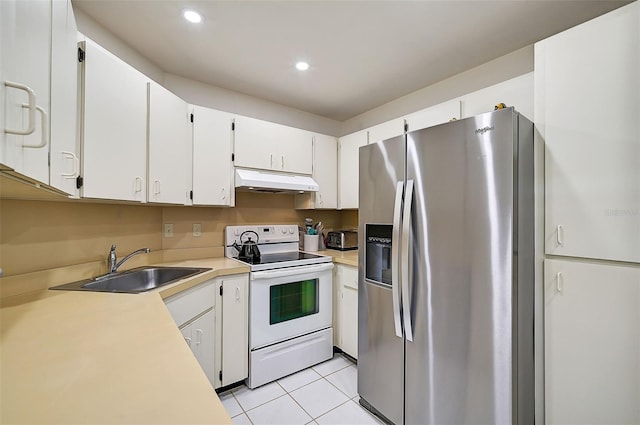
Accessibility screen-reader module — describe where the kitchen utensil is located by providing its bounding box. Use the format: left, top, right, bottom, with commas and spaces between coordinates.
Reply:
232, 230, 261, 262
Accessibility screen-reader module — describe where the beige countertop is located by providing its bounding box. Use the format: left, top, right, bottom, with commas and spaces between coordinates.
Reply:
0, 257, 249, 425
317, 249, 359, 267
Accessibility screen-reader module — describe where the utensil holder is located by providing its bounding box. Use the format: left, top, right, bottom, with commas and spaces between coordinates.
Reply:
303, 234, 319, 252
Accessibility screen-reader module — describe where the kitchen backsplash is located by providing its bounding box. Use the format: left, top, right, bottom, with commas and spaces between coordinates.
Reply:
0, 193, 355, 277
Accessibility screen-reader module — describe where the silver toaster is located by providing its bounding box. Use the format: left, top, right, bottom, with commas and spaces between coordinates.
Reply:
326, 230, 358, 251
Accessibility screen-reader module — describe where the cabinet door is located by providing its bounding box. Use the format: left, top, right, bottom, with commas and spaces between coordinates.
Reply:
148, 81, 190, 204
191, 105, 234, 206
81, 38, 148, 202
221, 274, 248, 386
405, 99, 461, 132
0, 0, 51, 183
338, 130, 367, 209
234, 115, 313, 174
536, 3, 640, 263
367, 118, 404, 144
49, 0, 79, 196
545, 259, 640, 424
190, 309, 216, 387
295, 133, 338, 209
340, 265, 358, 359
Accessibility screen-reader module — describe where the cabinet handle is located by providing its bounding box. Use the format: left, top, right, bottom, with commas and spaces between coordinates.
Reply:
235, 287, 240, 301
4, 81, 36, 135
270, 154, 274, 168
195, 329, 203, 346
154, 180, 161, 195
281, 155, 284, 169
134, 177, 143, 193
555, 272, 563, 294
60, 151, 79, 178
21, 104, 48, 148
556, 225, 564, 246
184, 336, 192, 347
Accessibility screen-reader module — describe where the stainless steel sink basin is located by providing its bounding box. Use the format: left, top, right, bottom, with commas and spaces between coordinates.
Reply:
50, 266, 211, 293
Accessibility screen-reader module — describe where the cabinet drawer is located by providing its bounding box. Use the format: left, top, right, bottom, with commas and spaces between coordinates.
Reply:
165, 279, 216, 327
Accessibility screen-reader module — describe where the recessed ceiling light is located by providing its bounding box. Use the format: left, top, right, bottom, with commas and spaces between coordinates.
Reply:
295, 61, 309, 71
183, 10, 203, 23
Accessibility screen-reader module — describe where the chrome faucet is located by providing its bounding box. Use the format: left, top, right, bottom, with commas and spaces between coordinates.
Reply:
107, 244, 151, 273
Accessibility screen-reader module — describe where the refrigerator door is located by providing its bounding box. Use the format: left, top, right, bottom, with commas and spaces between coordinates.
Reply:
404, 109, 517, 424
358, 135, 405, 425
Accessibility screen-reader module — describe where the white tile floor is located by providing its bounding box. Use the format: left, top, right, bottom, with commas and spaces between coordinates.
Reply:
219, 354, 384, 425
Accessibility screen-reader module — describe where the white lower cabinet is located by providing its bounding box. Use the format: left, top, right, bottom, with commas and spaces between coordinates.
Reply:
165, 273, 249, 389
215, 274, 249, 387
544, 259, 640, 425
334, 263, 358, 359
180, 309, 216, 385
165, 278, 217, 387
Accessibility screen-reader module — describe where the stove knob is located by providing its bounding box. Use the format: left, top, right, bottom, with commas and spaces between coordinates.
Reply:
289, 227, 295, 234
234, 228, 240, 236
281, 228, 287, 234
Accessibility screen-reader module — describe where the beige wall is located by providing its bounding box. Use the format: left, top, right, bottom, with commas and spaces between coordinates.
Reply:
0, 194, 352, 278
339, 46, 534, 136
0, 199, 163, 277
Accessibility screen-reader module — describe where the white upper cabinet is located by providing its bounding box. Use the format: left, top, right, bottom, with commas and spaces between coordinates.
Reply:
295, 133, 338, 209
148, 81, 190, 205
367, 118, 404, 144
406, 99, 461, 132
536, 2, 639, 263
80, 38, 149, 202
48, 0, 80, 196
544, 258, 640, 425
1, 0, 51, 184
338, 130, 367, 209
191, 105, 234, 206
233, 115, 313, 175
1, 0, 79, 196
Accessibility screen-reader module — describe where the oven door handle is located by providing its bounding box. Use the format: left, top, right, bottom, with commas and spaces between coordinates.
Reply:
251, 262, 334, 281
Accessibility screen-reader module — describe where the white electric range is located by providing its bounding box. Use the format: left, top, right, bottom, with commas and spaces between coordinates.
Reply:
225, 224, 333, 388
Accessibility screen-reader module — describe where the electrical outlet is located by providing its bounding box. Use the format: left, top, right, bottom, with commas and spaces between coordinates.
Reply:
164, 223, 174, 238
193, 223, 202, 237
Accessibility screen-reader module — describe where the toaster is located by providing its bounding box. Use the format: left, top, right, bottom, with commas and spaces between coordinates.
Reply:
326, 230, 358, 251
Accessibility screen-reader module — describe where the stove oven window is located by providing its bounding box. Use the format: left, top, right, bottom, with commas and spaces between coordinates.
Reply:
270, 279, 319, 324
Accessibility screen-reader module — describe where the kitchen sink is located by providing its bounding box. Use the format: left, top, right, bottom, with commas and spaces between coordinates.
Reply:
50, 266, 212, 293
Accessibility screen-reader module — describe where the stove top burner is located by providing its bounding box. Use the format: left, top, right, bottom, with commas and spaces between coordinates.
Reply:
235, 251, 325, 265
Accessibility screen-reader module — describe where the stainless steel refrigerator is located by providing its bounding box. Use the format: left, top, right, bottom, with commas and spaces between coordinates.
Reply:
358, 108, 535, 425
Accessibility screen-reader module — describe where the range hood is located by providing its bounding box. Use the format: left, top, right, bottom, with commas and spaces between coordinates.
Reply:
235, 169, 319, 194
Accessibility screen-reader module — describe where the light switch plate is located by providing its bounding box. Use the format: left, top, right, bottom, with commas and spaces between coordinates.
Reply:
164, 223, 174, 238
193, 223, 202, 237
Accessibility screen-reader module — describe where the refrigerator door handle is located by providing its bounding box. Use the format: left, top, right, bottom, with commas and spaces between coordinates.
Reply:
391, 181, 404, 338
401, 179, 415, 342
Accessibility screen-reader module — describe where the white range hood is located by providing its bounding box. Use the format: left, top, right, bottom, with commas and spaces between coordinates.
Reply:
235, 169, 319, 193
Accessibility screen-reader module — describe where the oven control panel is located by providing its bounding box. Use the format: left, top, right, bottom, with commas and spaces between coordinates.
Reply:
225, 224, 299, 245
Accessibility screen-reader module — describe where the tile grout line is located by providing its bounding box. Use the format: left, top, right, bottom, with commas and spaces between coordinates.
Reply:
226, 355, 358, 423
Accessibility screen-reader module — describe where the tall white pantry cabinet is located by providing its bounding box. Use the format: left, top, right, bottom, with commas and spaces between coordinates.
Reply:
535, 3, 640, 424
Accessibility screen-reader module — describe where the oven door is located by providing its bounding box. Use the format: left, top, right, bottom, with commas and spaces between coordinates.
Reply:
250, 262, 333, 350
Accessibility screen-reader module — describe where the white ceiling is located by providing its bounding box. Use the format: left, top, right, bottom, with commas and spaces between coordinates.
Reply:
72, 0, 630, 121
